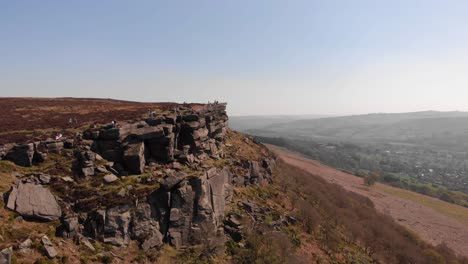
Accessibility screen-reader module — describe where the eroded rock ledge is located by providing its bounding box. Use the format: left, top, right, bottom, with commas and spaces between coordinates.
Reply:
2, 103, 276, 253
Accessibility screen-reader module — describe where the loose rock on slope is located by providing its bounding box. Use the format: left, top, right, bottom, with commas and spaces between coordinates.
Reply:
6, 182, 62, 221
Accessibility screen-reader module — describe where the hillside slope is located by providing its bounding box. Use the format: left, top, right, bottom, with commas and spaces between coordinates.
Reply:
270, 145, 468, 259
0, 98, 466, 263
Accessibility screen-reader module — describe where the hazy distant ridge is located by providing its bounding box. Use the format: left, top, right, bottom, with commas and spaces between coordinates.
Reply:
242, 111, 468, 150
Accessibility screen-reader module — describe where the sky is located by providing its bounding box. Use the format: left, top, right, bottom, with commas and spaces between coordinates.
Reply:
1, 0, 468, 116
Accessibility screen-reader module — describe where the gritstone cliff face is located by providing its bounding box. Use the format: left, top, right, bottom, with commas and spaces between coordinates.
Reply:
2, 102, 276, 254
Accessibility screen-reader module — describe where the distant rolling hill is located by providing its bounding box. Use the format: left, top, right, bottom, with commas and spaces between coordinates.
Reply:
245, 111, 468, 151
229, 114, 331, 131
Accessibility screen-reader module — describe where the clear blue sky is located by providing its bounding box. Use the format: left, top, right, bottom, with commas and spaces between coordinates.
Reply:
2, 0, 468, 115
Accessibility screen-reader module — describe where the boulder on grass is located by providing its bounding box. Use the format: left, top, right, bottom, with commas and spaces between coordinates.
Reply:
6, 182, 61, 221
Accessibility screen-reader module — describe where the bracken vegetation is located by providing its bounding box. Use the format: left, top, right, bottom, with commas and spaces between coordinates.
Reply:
227, 159, 468, 263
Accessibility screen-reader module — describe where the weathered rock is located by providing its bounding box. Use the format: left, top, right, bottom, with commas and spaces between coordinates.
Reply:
83, 129, 100, 140
62, 216, 79, 237
127, 124, 165, 140
75, 150, 96, 177
99, 128, 121, 140
207, 168, 232, 224
161, 171, 187, 190
262, 158, 276, 174
160, 167, 233, 249
6, 182, 61, 221
132, 203, 164, 250
81, 236, 96, 252
103, 205, 132, 246
38, 174, 51, 184
145, 117, 163, 126
61, 176, 74, 183
103, 174, 118, 184
166, 180, 200, 248
41, 235, 58, 258
44, 141, 64, 154
84, 210, 106, 240
18, 238, 32, 253
123, 141, 145, 175
226, 215, 241, 228
94, 140, 122, 162
0, 247, 12, 264
182, 114, 199, 122
5, 143, 35, 167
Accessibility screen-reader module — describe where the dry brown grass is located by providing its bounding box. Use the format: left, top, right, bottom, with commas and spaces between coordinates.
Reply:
224, 130, 269, 161
273, 160, 468, 264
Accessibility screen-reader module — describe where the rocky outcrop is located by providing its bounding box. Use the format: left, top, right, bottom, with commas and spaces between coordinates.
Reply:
122, 140, 145, 175
37, 140, 64, 155
74, 149, 96, 177
83, 104, 228, 175
5, 143, 35, 167
6, 182, 62, 221
76, 165, 240, 249
3, 139, 69, 166
0, 102, 279, 256
246, 159, 276, 185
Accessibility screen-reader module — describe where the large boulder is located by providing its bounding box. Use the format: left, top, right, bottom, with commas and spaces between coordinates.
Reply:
208, 168, 233, 224
147, 135, 175, 163
6, 182, 62, 221
101, 122, 166, 141
123, 141, 145, 175
5, 143, 35, 167
94, 140, 122, 162
44, 141, 64, 154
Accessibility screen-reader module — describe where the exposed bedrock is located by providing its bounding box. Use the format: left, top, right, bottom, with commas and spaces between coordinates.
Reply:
77, 166, 242, 249
81, 103, 228, 175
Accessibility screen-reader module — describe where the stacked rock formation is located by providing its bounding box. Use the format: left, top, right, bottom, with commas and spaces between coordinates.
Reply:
1, 139, 72, 167
80, 103, 228, 175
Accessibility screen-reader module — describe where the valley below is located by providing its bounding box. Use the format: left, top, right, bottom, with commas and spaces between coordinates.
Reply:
269, 145, 468, 258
